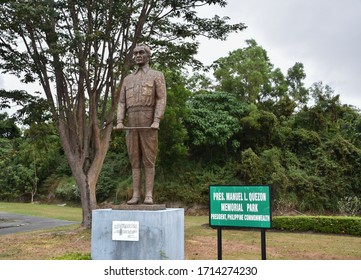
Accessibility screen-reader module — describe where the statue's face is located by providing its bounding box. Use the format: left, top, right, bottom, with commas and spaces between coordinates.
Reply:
133, 46, 149, 66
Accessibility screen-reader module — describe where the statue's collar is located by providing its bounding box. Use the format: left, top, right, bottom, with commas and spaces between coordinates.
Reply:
135, 64, 150, 74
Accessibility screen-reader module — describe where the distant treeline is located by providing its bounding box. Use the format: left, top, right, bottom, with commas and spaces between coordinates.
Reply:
1, 40, 360, 215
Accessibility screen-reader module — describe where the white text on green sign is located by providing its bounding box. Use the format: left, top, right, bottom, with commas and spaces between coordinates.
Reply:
209, 186, 271, 228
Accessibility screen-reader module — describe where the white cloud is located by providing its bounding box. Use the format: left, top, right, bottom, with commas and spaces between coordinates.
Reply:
195, 0, 361, 109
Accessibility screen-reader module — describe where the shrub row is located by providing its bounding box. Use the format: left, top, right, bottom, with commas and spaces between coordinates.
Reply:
53, 253, 91, 260
272, 216, 361, 236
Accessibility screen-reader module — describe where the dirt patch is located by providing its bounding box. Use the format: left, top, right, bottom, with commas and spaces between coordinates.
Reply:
185, 230, 361, 260
186, 235, 264, 260
0, 226, 91, 260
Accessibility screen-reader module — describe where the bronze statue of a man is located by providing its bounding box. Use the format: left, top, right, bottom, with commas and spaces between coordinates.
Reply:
115, 44, 167, 205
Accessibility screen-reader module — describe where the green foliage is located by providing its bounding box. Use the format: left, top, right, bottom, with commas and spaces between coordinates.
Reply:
286, 62, 309, 106
0, 161, 22, 201
238, 148, 262, 184
272, 216, 361, 236
239, 105, 279, 150
55, 177, 80, 202
0, 89, 51, 125
212, 40, 309, 112
97, 150, 130, 202
114, 177, 133, 204
0, 113, 21, 139
0, 135, 41, 201
295, 82, 343, 133
185, 91, 247, 159
286, 128, 321, 154
99, 131, 132, 203
154, 161, 241, 205
213, 39, 274, 103
0, 89, 63, 202
274, 192, 298, 213
338, 196, 361, 216
339, 106, 361, 147
157, 69, 190, 168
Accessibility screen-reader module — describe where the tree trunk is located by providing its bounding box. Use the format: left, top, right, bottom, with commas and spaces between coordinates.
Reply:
57, 120, 113, 228
72, 168, 96, 229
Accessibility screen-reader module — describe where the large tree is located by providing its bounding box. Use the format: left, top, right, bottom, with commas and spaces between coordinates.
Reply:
0, 0, 245, 227
213, 39, 274, 104
212, 39, 309, 114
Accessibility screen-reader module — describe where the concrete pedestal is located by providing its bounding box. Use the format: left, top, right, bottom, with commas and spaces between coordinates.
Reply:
91, 208, 184, 260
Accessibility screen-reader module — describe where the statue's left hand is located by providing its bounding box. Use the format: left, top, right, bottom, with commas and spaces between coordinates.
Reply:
150, 122, 160, 130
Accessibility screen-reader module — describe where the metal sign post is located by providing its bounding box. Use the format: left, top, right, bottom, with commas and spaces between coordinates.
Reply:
261, 228, 266, 260
217, 227, 222, 260
209, 185, 272, 260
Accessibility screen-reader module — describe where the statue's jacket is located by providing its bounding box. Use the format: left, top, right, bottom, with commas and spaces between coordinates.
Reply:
118, 64, 167, 123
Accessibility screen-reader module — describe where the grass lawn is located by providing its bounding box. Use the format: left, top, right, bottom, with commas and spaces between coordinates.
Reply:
185, 216, 361, 260
0, 202, 82, 222
1, 202, 361, 260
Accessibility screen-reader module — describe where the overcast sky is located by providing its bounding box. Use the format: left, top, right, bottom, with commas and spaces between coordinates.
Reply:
196, 0, 361, 109
1, 0, 360, 111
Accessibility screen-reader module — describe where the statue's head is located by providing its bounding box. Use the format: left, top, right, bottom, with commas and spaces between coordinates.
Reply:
133, 44, 151, 66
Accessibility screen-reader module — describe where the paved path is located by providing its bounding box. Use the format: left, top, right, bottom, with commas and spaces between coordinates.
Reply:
0, 212, 77, 236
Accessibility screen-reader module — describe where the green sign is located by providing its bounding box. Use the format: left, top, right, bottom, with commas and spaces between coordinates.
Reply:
209, 185, 271, 228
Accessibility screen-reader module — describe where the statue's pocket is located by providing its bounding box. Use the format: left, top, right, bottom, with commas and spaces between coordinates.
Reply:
126, 85, 135, 96
141, 82, 154, 96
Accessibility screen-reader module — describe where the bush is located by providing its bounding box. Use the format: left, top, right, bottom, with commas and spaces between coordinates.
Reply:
338, 196, 361, 216
53, 253, 91, 260
114, 176, 132, 204
55, 177, 80, 202
97, 150, 131, 203
274, 192, 298, 213
155, 162, 240, 205
272, 216, 361, 236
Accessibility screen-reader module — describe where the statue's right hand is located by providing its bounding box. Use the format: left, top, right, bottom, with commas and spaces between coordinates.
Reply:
114, 122, 124, 131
